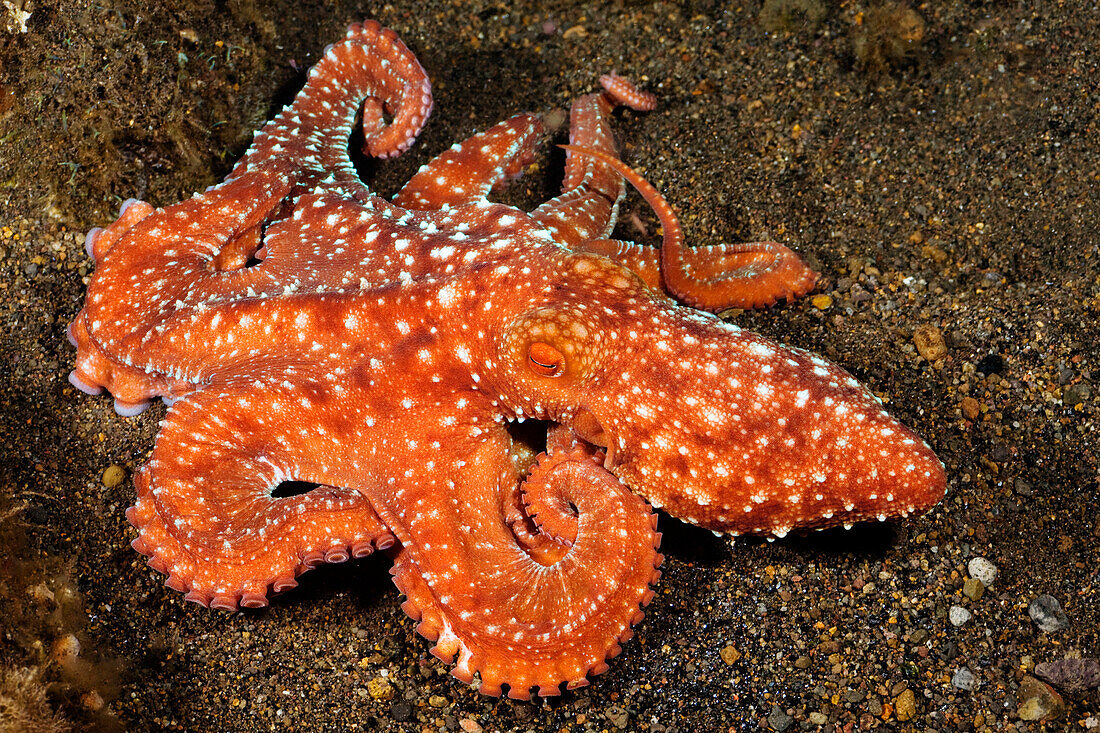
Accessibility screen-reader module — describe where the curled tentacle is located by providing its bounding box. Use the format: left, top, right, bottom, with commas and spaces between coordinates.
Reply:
126, 377, 394, 611
232, 18, 432, 181
521, 446, 608, 547
560, 144, 819, 310
386, 436, 661, 698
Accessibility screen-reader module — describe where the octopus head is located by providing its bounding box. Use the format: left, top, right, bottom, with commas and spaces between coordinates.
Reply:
496, 254, 946, 537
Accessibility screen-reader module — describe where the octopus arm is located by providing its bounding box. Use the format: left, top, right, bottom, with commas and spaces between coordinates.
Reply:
530, 91, 625, 246
381, 434, 661, 698
664, 240, 820, 310
69, 167, 301, 413
125, 376, 394, 611
530, 75, 654, 248
231, 19, 433, 186
570, 238, 664, 291
561, 144, 820, 310
394, 113, 545, 210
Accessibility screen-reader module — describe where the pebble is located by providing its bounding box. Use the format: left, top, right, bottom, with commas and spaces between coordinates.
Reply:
948, 605, 971, 627
808, 711, 828, 725
1063, 382, 1092, 406
1017, 675, 1065, 721
51, 634, 81, 667
458, 717, 483, 733
962, 578, 984, 601
81, 689, 105, 712
894, 688, 916, 721
428, 694, 449, 708
1034, 658, 1100, 693
767, 705, 793, 732
794, 655, 811, 669
811, 294, 833, 310
366, 676, 394, 701
952, 667, 978, 691
1028, 594, 1069, 632
913, 324, 947, 361
967, 557, 998, 586
605, 705, 629, 729
720, 644, 741, 664
960, 395, 981, 419
101, 464, 126, 488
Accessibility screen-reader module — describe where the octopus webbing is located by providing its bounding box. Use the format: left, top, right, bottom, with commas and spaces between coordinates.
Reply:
68, 20, 947, 698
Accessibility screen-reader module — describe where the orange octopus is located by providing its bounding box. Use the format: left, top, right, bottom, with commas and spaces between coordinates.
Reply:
68, 20, 946, 698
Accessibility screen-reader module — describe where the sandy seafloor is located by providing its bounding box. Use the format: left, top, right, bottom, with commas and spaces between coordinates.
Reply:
1, 0, 1098, 731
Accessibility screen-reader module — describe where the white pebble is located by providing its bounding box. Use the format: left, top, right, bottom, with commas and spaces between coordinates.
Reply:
967, 556, 998, 587
951, 667, 978, 691
949, 605, 972, 627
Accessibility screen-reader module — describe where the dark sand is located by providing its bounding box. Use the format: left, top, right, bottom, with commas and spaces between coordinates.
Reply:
1, 1, 1097, 731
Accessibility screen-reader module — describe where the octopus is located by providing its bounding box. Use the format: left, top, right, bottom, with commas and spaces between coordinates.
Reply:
68, 20, 946, 698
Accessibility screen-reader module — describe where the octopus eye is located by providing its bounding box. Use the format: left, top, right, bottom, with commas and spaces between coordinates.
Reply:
527, 342, 565, 377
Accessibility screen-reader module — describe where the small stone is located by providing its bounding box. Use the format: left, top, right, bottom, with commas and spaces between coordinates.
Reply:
102, 464, 126, 488
949, 605, 972, 626
794, 655, 811, 669
51, 634, 80, 666
605, 705, 629, 729
811, 294, 833, 310
1029, 594, 1068, 632
428, 694, 449, 708
1064, 382, 1092, 406
960, 396, 981, 419
1014, 478, 1033, 496
1034, 658, 1100, 693
459, 718, 483, 733
894, 689, 916, 721
808, 712, 828, 725
81, 689, 105, 712
389, 702, 412, 721
720, 644, 741, 665
962, 578, 984, 601
366, 676, 394, 701
1017, 675, 1065, 721
952, 667, 978, 691
913, 324, 947, 361
967, 557, 998, 586
767, 705, 793, 732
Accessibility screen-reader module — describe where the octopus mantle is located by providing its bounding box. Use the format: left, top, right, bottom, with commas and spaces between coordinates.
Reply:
68, 20, 946, 698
